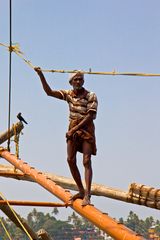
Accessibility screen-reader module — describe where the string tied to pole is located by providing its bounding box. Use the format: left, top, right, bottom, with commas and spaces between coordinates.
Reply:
1, 42, 160, 77
0, 192, 34, 240
0, 218, 12, 240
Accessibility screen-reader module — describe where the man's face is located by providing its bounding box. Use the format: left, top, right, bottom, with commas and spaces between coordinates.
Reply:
71, 75, 84, 90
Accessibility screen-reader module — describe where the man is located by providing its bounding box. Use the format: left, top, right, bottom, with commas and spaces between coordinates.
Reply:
34, 67, 98, 206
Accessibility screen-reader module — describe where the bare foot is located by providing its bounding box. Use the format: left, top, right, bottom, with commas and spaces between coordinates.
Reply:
70, 192, 85, 201
81, 195, 91, 206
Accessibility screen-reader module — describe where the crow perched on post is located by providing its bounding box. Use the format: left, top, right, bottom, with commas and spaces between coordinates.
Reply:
17, 112, 28, 124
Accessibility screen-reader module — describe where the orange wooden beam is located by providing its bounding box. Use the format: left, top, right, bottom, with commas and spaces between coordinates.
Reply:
0, 148, 145, 240
0, 200, 68, 207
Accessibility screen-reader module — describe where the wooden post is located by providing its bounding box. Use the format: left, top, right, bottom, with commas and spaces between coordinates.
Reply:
0, 121, 24, 144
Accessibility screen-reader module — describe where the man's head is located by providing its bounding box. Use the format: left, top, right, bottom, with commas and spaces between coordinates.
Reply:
69, 71, 84, 90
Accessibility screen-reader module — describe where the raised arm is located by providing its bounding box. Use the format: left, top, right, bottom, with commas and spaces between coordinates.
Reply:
34, 67, 63, 99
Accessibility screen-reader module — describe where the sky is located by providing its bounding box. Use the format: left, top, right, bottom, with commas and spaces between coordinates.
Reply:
0, 0, 160, 224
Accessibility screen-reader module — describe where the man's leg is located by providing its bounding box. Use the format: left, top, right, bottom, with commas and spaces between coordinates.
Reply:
67, 140, 85, 199
82, 141, 92, 206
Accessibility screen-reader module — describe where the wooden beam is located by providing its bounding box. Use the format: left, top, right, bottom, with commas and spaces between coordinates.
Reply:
0, 121, 24, 144
0, 164, 159, 210
0, 148, 145, 240
0, 164, 127, 198
0, 200, 67, 207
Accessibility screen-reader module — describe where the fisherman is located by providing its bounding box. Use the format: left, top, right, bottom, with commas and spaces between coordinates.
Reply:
34, 67, 98, 206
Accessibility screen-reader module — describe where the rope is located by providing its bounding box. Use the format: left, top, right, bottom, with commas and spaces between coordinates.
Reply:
0, 42, 35, 68
1, 42, 160, 77
7, 0, 12, 152
0, 218, 12, 240
0, 192, 33, 240
13, 123, 20, 158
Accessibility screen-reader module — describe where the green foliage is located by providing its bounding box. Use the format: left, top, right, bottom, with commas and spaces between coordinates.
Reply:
0, 209, 160, 239
120, 211, 160, 239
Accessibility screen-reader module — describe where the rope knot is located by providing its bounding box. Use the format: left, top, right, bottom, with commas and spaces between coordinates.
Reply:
8, 43, 24, 54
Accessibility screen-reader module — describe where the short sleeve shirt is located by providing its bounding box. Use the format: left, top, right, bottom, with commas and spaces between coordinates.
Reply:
58, 88, 98, 121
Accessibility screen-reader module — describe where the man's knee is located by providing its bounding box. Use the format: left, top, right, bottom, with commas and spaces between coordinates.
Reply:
67, 156, 76, 166
83, 154, 91, 167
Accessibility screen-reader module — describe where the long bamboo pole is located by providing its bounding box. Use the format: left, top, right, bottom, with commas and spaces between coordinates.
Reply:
0, 148, 145, 240
0, 164, 159, 210
0, 163, 127, 198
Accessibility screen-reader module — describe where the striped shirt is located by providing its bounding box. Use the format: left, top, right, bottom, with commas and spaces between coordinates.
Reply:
59, 88, 98, 121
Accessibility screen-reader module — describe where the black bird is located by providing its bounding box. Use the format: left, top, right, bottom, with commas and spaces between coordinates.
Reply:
17, 112, 28, 124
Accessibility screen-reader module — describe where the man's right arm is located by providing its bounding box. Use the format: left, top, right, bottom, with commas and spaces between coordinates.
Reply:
34, 67, 63, 99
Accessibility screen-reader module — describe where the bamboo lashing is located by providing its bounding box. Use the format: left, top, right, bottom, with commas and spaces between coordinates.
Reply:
0, 121, 24, 145
128, 183, 160, 209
